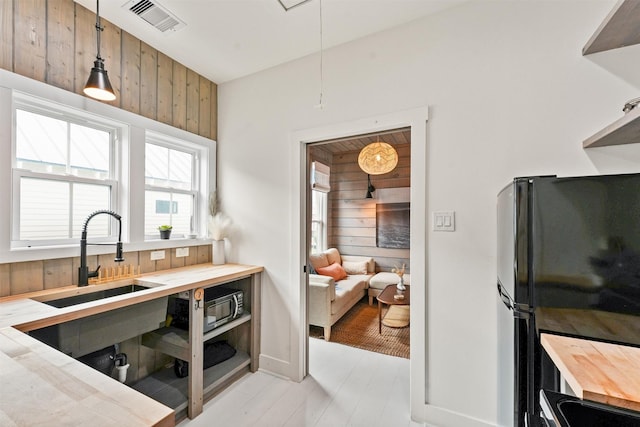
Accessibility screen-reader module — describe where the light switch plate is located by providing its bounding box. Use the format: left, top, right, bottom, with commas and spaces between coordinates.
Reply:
150, 250, 165, 260
433, 211, 455, 232
176, 247, 189, 258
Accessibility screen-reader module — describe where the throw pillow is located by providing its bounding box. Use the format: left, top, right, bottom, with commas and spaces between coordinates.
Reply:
316, 262, 348, 281
342, 260, 368, 275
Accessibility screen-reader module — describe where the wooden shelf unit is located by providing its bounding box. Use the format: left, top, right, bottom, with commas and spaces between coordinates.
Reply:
141, 313, 252, 360
136, 272, 261, 421
583, 105, 640, 148
132, 351, 251, 418
583, 0, 640, 55
582, 0, 640, 148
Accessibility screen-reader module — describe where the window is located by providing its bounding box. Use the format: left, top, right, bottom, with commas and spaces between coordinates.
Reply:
144, 135, 199, 238
1, 73, 214, 261
12, 103, 118, 246
311, 190, 328, 253
310, 161, 329, 253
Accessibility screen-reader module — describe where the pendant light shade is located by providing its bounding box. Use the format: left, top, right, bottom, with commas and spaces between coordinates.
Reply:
84, 59, 115, 101
83, 0, 116, 102
357, 141, 398, 175
365, 174, 375, 199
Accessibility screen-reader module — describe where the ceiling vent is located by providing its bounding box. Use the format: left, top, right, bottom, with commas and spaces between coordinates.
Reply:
123, 0, 186, 33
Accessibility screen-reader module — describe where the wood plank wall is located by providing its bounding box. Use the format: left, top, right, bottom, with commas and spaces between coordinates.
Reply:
0, 0, 217, 140
0, 245, 212, 297
310, 143, 411, 273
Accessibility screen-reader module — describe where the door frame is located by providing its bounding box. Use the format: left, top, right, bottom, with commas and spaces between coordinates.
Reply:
289, 106, 429, 421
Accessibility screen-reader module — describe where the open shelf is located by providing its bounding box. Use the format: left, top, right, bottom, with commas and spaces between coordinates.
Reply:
141, 312, 252, 360
137, 273, 261, 421
583, 105, 640, 148
131, 350, 251, 415
204, 312, 251, 342
583, 0, 640, 55
141, 326, 190, 360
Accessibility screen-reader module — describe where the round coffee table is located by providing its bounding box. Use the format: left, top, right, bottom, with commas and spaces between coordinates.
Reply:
376, 284, 410, 333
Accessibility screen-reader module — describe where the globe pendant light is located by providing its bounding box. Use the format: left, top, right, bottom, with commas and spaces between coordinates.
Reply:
358, 136, 398, 198
358, 138, 398, 175
83, 0, 116, 102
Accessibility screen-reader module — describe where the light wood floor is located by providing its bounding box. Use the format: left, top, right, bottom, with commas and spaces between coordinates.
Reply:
179, 338, 424, 427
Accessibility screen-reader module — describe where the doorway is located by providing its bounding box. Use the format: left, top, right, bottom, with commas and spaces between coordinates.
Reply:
291, 107, 428, 419
306, 128, 411, 357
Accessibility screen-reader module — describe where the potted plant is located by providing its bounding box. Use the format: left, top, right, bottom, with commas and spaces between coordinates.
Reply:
158, 225, 172, 240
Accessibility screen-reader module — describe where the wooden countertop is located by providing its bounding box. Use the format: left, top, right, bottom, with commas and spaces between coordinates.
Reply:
541, 333, 640, 412
0, 263, 263, 427
0, 326, 174, 426
1, 263, 264, 332
536, 307, 640, 347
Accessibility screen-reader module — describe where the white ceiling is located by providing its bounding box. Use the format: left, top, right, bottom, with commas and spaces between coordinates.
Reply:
74, 0, 466, 84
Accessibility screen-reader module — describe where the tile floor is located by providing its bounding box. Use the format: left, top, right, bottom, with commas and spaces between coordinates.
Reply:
179, 338, 424, 427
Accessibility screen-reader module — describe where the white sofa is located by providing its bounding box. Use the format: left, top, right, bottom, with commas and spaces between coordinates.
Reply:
308, 248, 375, 341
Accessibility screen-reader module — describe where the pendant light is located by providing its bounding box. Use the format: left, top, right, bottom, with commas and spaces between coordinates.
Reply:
358, 136, 398, 198
83, 0, 116, 101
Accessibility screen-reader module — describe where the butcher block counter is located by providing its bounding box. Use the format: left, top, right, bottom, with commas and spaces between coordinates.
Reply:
0, 263, 263, 427
541, 333, 640, 412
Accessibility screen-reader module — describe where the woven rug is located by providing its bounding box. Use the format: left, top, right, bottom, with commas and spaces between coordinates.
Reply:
310, 300, 410, 359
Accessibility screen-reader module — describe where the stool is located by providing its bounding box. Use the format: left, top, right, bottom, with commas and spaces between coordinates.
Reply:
368, 272, 411, 305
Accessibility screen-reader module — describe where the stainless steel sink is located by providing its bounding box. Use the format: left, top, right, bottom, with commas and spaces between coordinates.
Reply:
542, 390, 640, 427
43, 284, 150, 308
31, 284, 167, 358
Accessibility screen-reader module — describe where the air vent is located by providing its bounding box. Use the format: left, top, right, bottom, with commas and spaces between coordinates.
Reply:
123, 0, 185, 33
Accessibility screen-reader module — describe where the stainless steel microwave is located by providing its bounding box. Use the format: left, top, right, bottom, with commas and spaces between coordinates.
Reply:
171, 287, 244, 333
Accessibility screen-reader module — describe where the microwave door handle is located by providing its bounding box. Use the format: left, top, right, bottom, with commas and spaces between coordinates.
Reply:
232, 294, 239, 318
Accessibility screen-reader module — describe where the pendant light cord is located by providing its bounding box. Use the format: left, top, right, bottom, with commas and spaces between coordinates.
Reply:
95, 0, 103, 61
318, 0, 324, 108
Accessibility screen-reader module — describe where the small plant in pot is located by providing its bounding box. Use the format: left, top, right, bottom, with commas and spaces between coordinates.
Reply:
158, 225, 172, 239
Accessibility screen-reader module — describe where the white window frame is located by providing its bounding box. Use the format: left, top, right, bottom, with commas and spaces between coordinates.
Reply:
311, 189, 328, 253
0, 69, 216, 264
144, 132, 202, 240
11, 94, 122, 248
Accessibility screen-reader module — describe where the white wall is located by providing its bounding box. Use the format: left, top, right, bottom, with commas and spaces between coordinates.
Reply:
217, 1, 640, 426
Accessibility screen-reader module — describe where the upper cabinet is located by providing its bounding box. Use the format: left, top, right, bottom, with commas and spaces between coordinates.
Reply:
583, 0, 640, 148
583, 0, 640, 55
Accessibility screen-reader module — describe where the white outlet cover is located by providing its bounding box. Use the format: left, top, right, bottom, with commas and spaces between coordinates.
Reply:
150, 250, 165, 260
176, 247, 189, 258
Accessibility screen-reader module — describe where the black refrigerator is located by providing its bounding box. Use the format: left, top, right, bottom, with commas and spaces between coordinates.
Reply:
496, 173, 640, 427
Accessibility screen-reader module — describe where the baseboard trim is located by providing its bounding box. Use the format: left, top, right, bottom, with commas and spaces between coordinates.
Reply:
258, 354, 292, 380
422, 403, 495, 427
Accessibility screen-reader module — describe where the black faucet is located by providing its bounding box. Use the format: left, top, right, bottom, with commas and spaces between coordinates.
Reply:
79, 210, 124, 286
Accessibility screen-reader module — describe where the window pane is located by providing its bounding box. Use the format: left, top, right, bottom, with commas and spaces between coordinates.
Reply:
146, 190, 169, 234
311, 221, 321, 253
16, 109, 67, 173
145, 190, 193, 236
171, 193, 193, 235
145, 144, 169, 186
20, 178, 69, 240
311, 190, 327, 253
19, 178, 112, 241
145, 143, 192, 190
70, 124, 110, 179
169, 150, 192, 190
72, 183, 111, 238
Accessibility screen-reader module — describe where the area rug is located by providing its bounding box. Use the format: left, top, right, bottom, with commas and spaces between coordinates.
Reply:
310, 300, 410, 359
